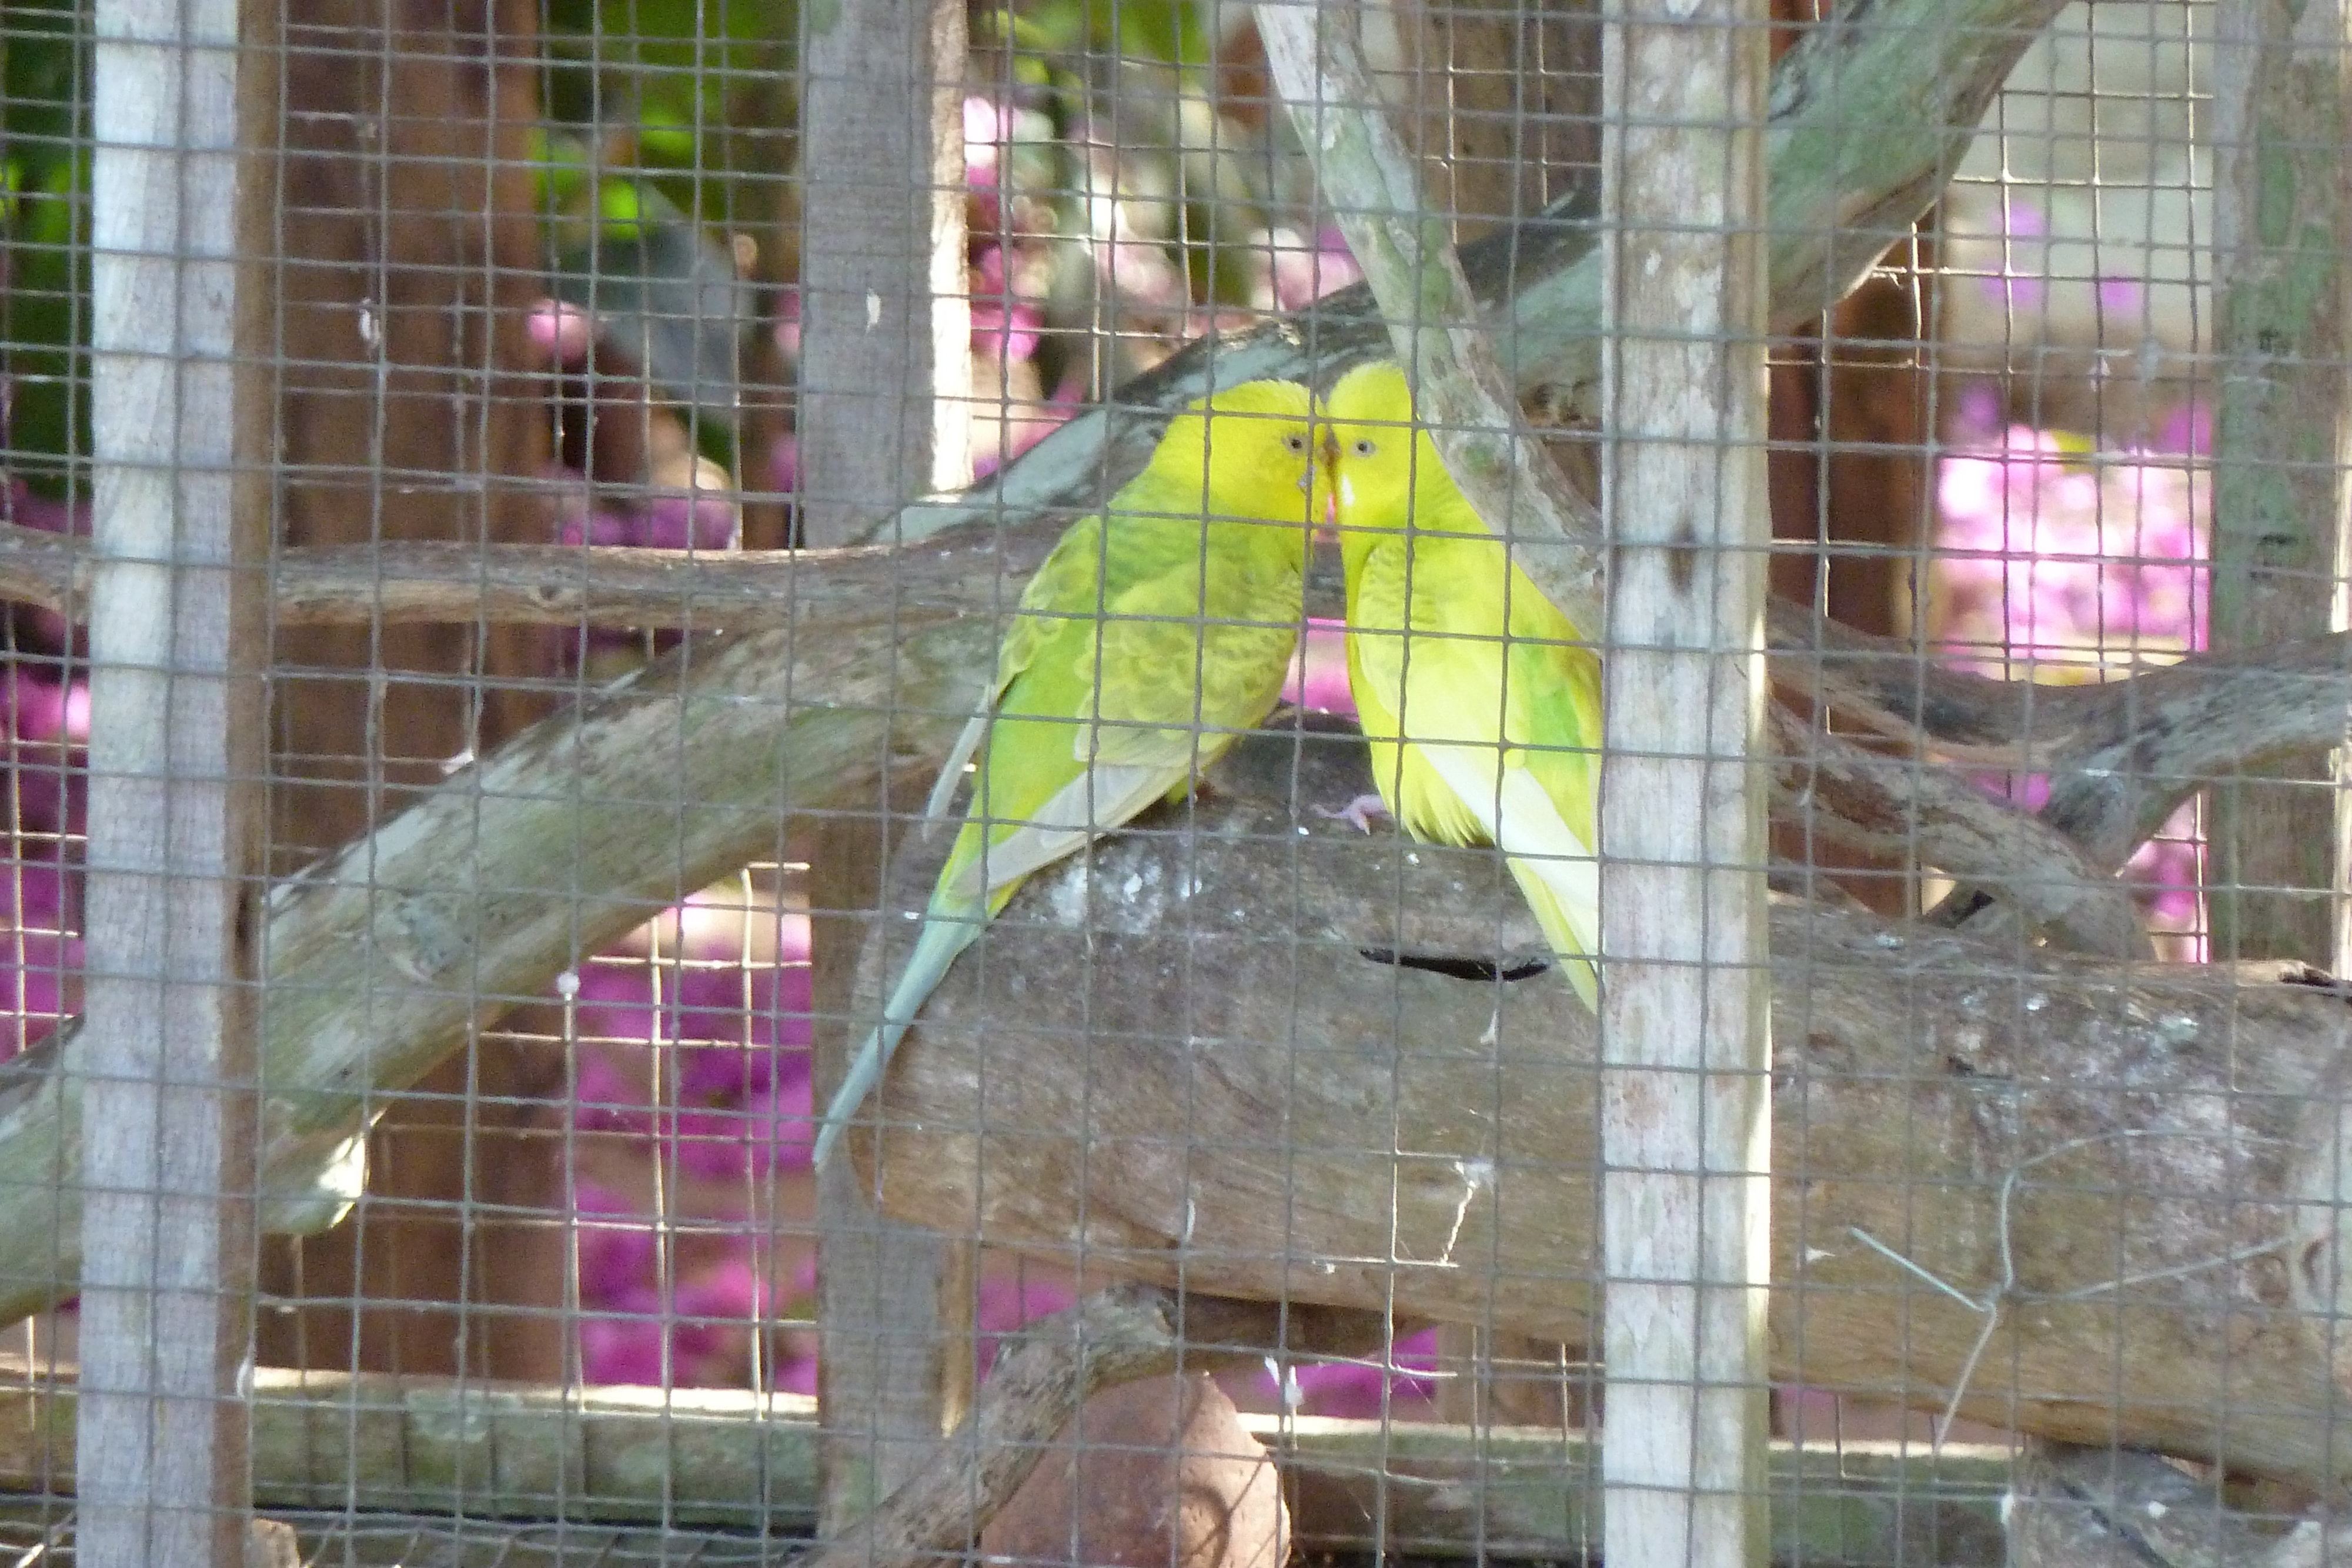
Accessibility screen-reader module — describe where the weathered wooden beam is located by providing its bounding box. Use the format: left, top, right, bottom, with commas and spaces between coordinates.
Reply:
851, 726, 2352, 1487
76, 0, 270, 1556
795, 0, 969, 550
0, 1360, 2014, 1561
796, 0, 976, 1522
808, 803, 974, 1530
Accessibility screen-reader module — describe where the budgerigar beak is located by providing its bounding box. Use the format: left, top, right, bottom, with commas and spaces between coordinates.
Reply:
1309, 427, 1341, 540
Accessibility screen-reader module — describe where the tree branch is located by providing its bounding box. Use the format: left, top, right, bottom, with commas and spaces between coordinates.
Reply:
806, 1285, 1388, 1568
0, 522, 2318, 905
1256, 0, 1605, 630
0, 554, 2336, 1330
0, 0, 2062, 647
853, 745, 2352, 1486
856, 0, 2070, 551
1768, 704, 2151, 958
0, 520, 1070, 631
0, 614, 988, 1322
0, 0, 2106, 1329
1917, 635, 2352, 934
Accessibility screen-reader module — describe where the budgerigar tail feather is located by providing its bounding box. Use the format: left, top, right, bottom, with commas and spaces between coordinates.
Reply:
924, 710, 994, 827
1505, 860, 1601, 1010
827, 757, 1212, 1165
811, 906, 985, 1168
1416, 746, 1602, 1012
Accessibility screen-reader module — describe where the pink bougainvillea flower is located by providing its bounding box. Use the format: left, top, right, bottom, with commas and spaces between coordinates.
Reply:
1933, 397, 2210, 957
526, 300, 597, 366
637, 487, 740, 554
2153, 400, 2210, 458
767, 431, 799, 497
573, 1176, 776, 1387
770, 286, 803, 365
580, 1261, 765, 1388
2096, 276, 2144, 319
2, 477, 86, 538
769, 1256, 821, 1396
1934, 421, 2205, 681
1975, 198, 2050, 313
964, 95, 1014, 202
663, 1063, 812, 1183
572, 1181, 659, 1308
0, 670, 87, 843
970, 242, 1047, 366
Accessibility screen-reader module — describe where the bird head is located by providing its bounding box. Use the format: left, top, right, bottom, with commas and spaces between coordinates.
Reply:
1324, 360, 1423, 577
1152, 377, 1328, 537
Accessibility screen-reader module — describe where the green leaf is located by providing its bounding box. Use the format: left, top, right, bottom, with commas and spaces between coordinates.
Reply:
1, 0, 92, 489
597, 177, 647, 240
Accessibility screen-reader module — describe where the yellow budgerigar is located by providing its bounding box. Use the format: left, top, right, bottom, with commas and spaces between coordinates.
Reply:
1326, 361, 1603, 1009
813, 380, 1328, 1166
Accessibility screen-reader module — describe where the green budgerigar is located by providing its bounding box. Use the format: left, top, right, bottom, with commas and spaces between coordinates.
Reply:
1327, 361, 1603, 1009
813, 379, 1328, 1167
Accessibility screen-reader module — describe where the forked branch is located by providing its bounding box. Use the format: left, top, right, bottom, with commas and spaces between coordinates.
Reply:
803, 1285, 1389, 1568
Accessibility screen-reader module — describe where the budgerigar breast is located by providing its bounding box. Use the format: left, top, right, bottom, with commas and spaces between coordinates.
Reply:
1347, 528, 1605, 847
1347, 537, 1506, 848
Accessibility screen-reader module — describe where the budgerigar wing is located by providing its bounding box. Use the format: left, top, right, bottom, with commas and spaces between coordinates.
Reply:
1498, 577, 1602, 838
934, 513, 1296, 905
1084, 566, 1298, 770
1344, 540, 1413, 720
926, 513, 1115, 821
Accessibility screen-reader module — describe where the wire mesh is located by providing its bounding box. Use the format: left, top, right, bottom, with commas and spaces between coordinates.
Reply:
0, 0, 2342, 1562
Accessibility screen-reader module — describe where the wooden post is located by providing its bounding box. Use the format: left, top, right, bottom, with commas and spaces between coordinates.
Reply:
807, 809, 976, 1532
76, 0, 271, 1557
795, 0, 970, 547
2205, 0, 2351, 969
1598, 1, 1773, 1564
797, 0, 974, 1529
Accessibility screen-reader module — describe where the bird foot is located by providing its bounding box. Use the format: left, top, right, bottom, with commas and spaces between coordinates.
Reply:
1313, 793, 1393, 834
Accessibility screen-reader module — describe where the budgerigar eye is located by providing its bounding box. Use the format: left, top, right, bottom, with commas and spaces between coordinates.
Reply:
1282, 432, 1309, 454
1352, 438, 1377, 457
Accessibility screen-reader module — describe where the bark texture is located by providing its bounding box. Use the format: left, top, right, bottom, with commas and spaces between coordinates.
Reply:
853, 723, 2352, 1486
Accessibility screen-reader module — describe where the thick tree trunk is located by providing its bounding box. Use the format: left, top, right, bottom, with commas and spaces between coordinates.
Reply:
853, 723, 2352, 1486
252, 0, 562, 1380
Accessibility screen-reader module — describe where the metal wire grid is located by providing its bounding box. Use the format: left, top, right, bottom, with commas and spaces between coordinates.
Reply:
0, 0, 2340, 1562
